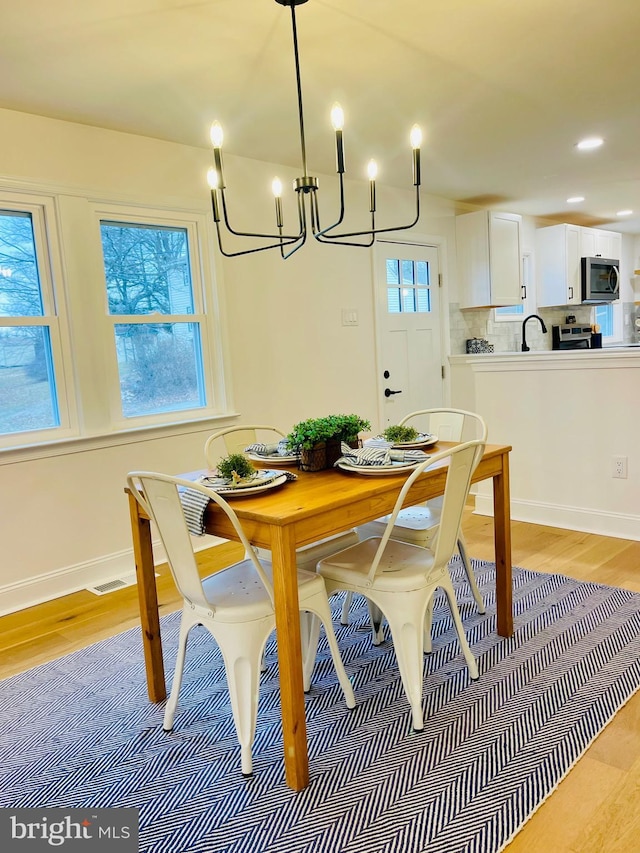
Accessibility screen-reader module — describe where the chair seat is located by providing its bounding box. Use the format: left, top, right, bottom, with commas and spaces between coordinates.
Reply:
202, 560, 335, 620
320, 538, 445, 593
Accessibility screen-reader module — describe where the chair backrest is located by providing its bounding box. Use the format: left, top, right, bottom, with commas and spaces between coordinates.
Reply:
126, 472, 275, 611
204, 425, 286, 467
398, 408, 487, 444
366, 438, 486, 583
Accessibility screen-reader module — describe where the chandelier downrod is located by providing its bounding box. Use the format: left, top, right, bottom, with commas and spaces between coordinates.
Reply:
207, 0, 422, 259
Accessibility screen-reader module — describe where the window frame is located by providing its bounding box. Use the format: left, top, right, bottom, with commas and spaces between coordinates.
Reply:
93, 205, 221, 431
0, 192, 77, 449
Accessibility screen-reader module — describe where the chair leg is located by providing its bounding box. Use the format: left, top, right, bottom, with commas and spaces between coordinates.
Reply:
301, 612, 321, 692
303, 595, 355, 709
216, 617, 274, 777
340, 591, 353, 625
457, 533, 485, 614
440, 576, 479, 681
366, 599, 385, 645
423, 597, 434, 654
374, 592, 427, 731
163, 610, 194, 732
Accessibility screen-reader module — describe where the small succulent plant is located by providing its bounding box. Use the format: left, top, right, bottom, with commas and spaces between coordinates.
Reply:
382, 424, 419, 443
216, 453, 256, 483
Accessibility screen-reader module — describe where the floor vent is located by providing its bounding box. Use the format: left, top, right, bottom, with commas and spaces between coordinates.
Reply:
86, 572, 158, 596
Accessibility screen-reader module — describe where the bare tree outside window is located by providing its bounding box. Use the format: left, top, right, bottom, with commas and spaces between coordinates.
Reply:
100, 222, 207, 418
0, 210, 59, 435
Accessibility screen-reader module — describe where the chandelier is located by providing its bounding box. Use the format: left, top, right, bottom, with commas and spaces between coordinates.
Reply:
207, 0, 422, 259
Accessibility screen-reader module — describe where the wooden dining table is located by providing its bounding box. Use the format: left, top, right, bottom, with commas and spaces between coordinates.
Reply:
127, 440, 512, 791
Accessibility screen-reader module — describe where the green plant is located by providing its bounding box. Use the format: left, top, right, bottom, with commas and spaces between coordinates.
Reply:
216, 453, 256, 482
332, 413, 371, 443
285, 416, 337, 451
382, 424, 419, 443
286, 413, 371, 451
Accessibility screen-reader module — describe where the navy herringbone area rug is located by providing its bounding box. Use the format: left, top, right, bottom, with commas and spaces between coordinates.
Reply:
2, 561, 640, 853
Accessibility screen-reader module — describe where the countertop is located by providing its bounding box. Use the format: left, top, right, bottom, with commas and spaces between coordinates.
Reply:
449, 347, 640, 365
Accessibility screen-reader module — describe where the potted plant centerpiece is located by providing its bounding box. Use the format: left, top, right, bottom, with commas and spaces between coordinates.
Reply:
286, 413, 370, 472
216, 452, 257, 486
382, 424, 419, 444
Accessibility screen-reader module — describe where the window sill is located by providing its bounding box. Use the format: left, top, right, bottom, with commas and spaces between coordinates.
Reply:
0, 412, 241, 465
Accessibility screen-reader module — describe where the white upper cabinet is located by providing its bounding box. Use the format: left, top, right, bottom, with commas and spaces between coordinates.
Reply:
536, 224, 622, 307
536, 223, 582, 307
456, 211, 522, 308
580, 228, 621, 261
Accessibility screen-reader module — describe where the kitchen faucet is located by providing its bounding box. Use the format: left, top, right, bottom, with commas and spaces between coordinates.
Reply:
521, 314, 548, 351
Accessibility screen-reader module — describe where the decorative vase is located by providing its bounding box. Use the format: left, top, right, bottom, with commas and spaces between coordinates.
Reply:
299, 444, 327, 472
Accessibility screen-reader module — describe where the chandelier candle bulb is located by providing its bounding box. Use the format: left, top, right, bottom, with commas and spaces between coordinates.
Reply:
207, 169, 221, 222
331, 103, 345, 173
272, 177, 284, 228
367, 159, 377, 213
411, 125, 422, 186
209, 122, 225, 186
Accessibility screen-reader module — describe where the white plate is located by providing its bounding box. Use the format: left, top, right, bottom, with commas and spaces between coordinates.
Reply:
199, 469, 289, 496
337, 460, 424, 476
245, 451, 299, 465
391, 433, 438, 449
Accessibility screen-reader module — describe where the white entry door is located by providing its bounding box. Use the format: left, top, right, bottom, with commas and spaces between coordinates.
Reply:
375, 242, 444, 427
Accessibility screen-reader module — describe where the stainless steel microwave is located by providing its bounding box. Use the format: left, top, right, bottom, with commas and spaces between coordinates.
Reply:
581, 256, 620, 303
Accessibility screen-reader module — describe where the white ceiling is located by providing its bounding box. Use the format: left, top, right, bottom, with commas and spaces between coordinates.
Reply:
3, 0, 640, 234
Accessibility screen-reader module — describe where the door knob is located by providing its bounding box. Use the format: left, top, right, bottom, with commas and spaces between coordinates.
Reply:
384, 388, 402, 397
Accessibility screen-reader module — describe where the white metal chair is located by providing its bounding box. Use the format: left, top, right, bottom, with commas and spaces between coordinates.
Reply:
343, 408, 488, 633
317, 439, 484, 731
127, 471, 356, 777
204, 424, 287, 466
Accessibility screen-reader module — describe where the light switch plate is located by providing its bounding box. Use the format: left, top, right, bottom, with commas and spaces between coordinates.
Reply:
341, 308, 359, 326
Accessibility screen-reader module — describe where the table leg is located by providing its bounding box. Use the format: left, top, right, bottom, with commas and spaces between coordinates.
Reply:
269, 525, 309, 791
492, 452, 514, 637
128, 492, 166, 702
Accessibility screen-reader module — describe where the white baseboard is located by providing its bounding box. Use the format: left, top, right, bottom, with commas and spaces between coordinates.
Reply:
474, 495, 640, 542
0, 534, 226, 617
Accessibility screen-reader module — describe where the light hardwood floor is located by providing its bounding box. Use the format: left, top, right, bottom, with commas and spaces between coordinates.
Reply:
1, 510, 639, 852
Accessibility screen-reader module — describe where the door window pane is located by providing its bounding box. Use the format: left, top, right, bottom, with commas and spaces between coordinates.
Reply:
386, 257, 431, 314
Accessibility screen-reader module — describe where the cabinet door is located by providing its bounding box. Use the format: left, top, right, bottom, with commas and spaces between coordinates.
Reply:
580, 228, 596, 258
566, 225, 581, 304
488, 213, 521, 306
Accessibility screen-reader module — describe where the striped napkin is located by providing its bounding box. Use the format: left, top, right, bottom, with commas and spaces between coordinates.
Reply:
244, 439, 294, 457
337, 446, 429, 467
178, 471, 298, 536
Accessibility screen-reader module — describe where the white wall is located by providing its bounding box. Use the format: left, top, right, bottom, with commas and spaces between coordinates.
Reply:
450, 352, 640, 540
0, 108, 457, 614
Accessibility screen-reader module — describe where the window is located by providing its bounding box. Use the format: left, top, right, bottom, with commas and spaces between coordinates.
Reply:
386, 257, 431, 313
593, 303, 622, 344
0, 189, 223, 451
0, 199, 72, 445
100, 220, 210, 421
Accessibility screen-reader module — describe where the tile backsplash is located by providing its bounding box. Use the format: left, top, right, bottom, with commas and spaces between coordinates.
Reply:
449, 303, 635, 354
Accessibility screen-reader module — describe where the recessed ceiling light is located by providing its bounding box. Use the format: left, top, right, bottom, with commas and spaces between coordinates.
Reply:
567, 196, 585, 203
616, 209, 633, 216
576, 137, 604, 151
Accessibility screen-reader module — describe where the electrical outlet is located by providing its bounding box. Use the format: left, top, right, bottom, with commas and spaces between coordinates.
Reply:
612, 456, 628, 479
